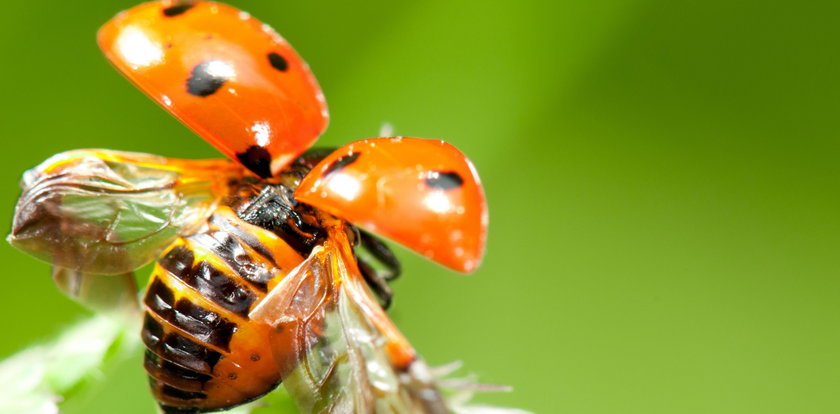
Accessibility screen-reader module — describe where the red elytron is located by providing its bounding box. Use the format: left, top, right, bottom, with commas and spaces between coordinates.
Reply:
9, 1, 491, 413
297, 138, 487, 273
98, 1, 328, 177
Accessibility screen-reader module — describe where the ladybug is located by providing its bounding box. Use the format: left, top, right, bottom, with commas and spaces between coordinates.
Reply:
8, 1, 488, 413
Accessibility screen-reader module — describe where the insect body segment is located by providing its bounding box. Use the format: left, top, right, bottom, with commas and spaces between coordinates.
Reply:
98, 0, 328, 177
144, 207, 305, 412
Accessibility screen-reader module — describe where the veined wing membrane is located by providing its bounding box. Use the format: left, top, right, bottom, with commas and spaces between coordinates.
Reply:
250, 226, 449, 414
52, 266, 140, 316
9, 150, 243, 275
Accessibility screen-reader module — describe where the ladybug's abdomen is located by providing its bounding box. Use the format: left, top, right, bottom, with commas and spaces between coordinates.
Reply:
142, 207, 307, 413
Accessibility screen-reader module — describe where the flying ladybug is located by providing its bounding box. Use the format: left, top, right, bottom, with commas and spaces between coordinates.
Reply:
8, 1, 493, 413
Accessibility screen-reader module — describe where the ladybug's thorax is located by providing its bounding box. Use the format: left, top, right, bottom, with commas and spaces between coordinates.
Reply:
222, 151, 341, 256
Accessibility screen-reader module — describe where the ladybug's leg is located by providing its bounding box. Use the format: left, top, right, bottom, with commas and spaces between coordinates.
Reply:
359, 230, 401, 281
353, 230, 401, 309
358, 259, 394, 310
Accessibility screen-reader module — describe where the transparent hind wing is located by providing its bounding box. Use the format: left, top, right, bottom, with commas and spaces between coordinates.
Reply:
250, 226, 450, 414
51, 266, 139, 316
9, 149, 242, 275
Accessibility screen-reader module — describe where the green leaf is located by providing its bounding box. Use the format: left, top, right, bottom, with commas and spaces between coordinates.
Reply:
0, 316, 137, 414
0, 313, 304, 414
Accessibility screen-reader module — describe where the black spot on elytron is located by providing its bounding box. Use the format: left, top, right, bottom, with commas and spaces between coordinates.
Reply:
250, 353, 261, 362
236, 146, 273, 178
425, 171, 464, 190
267, 52, 288, 72
324, 152, 361, 175
186, 60, 229, 97
228, 372, 238, 380
162, 4, 195, 17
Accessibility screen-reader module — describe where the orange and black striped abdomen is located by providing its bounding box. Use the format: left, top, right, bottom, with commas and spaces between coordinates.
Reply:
142, 207, 307, 413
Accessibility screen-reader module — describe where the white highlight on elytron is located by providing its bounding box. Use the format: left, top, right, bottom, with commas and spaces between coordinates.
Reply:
250, 122, 271, 146
424, 191, 452, 214
116, 26, 163, 69
204, 60, 236, 80
328, 174, 361, 201
161, 95, 172, 107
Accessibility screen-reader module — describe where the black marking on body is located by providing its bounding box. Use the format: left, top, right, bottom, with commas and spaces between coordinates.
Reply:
160, 246, 257, 317
267, 53, 288, 72
145, 285, 238, 350
159, 245, 194, 276
161, 384, 208, 401
146, 351, 212, 384
210, 214, 278, 265
174, 299, 237, 351
143, 314, 165, 348
193, 231, 274, 292
236, 146, 273, 178
324, 152, 361, 175
167, 333, 221, 373
425, 170, 464, 190
146, 279, 175, 320
187, 61, 229, 97
145, 350, 211, 392
162, 4, 195, 17
142, 315, 223, 375
161, 246, 256, 319
187, 262, 255, 316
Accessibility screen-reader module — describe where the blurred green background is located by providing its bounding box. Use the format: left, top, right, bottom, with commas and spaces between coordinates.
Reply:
2, 1, 839, 413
